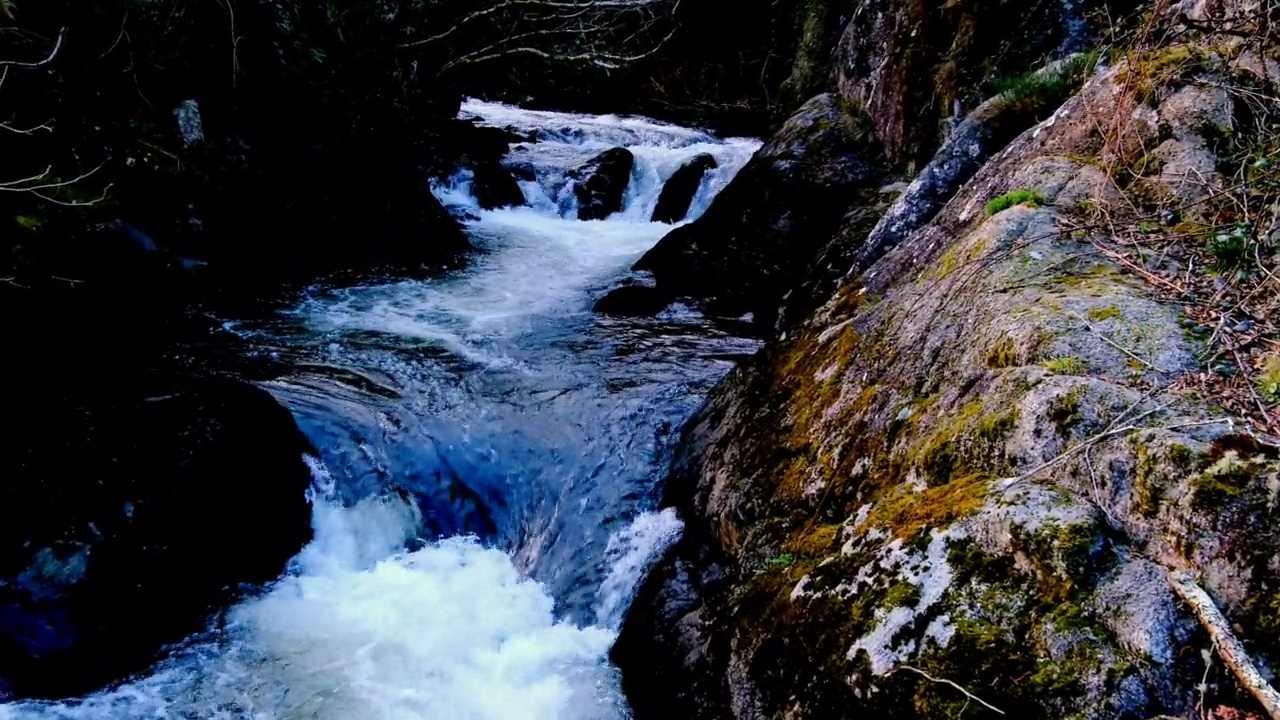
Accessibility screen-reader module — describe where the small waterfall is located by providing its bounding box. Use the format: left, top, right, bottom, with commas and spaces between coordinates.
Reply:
438, 99, 760, 224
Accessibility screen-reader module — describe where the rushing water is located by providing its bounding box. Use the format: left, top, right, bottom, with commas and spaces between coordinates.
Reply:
1, 101, 761, 719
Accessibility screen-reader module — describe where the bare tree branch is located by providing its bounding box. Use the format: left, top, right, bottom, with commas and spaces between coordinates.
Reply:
440, 21, 677, 73
401, 0, 667, 48
0, 27, 66, 68
0, 119, 53, 134
0, 166, 54, 189
400, 0, 677, 76
0, 163, 111, 206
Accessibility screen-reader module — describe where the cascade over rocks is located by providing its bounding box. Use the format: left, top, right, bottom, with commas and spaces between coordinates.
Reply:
652, 153, 719, 224
631, 94, 892, 327
570, 147, 635, 220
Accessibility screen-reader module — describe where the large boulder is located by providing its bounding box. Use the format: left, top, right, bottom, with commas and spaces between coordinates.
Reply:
652, 153, 718, 224
0, 374, 314, 699
615, 48, 1280, 720
632, 94, 891, 328
0, 277, 316, 701
776, 53, 1098, 330
570, 147, 635, 220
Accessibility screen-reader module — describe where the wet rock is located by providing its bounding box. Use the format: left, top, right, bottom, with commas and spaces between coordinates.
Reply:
633, 94, 891, 328
593, 283, 670, 316
569, 147, 634, 220
506, 161, 538, 182
652, 154, 718, 224
0, 375, 314, 699
471, 161, 526, 210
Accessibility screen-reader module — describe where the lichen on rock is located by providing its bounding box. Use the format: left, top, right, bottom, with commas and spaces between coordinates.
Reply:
615, 9, 1280, 718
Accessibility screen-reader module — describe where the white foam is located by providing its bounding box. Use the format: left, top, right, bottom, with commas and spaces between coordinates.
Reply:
594, 508, 683, 629
2, 469, 626, 720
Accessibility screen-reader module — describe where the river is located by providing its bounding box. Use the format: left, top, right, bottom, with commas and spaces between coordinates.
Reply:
0, 101, 760, 719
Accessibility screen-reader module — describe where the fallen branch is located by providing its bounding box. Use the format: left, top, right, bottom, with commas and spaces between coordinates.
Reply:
890, 665, 1006, 715
1168, 570, 1280, 720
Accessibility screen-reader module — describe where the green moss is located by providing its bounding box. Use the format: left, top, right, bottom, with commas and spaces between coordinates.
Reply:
1042, 356, 1088, 376
866, 473, 990, 540
986, 189, 1045, 215
786, 523, 842, 557
1122, 44, 1214, 107
1086, 305, 1121, 322
1256, 353, 1280, 405
768, 553, 797, 569
883, 581, 923, 609
1253, 592, 1280, 639
1047, 390, 1083, 437
986, 336, 1020, 368
978, 408, 1018, 444
1191, 450, 1251, 511
1016, 519, 1102, 603
990, 51, 1100, 117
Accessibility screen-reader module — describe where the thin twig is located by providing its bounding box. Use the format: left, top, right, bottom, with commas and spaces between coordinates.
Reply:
1231, 346, 1279, 433
890, 665, 1006, 715
1003, 406, 1169, 488
0, 120, 53, 134
1069, 310, 1170, 373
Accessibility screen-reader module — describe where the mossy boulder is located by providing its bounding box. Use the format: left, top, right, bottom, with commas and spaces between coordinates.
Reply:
616, 52, 1280, 720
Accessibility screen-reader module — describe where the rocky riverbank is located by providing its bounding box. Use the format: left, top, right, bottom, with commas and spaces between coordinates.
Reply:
615, 1, 1280, 718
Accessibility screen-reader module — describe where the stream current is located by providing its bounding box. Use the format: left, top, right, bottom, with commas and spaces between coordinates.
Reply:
1, 100, 761, 720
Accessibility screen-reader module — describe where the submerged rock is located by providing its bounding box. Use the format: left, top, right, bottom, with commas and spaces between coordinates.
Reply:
652, 153, 718, 224
569, 147, 635, 220
471, 161, 526, 210
0, 375, 314, 699
593, 283, 671, 316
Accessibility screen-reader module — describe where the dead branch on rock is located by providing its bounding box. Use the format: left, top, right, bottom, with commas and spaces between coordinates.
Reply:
1002, 400, 1237, 489
889, 665, 1006, 716
1168, 570, 1280, 720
